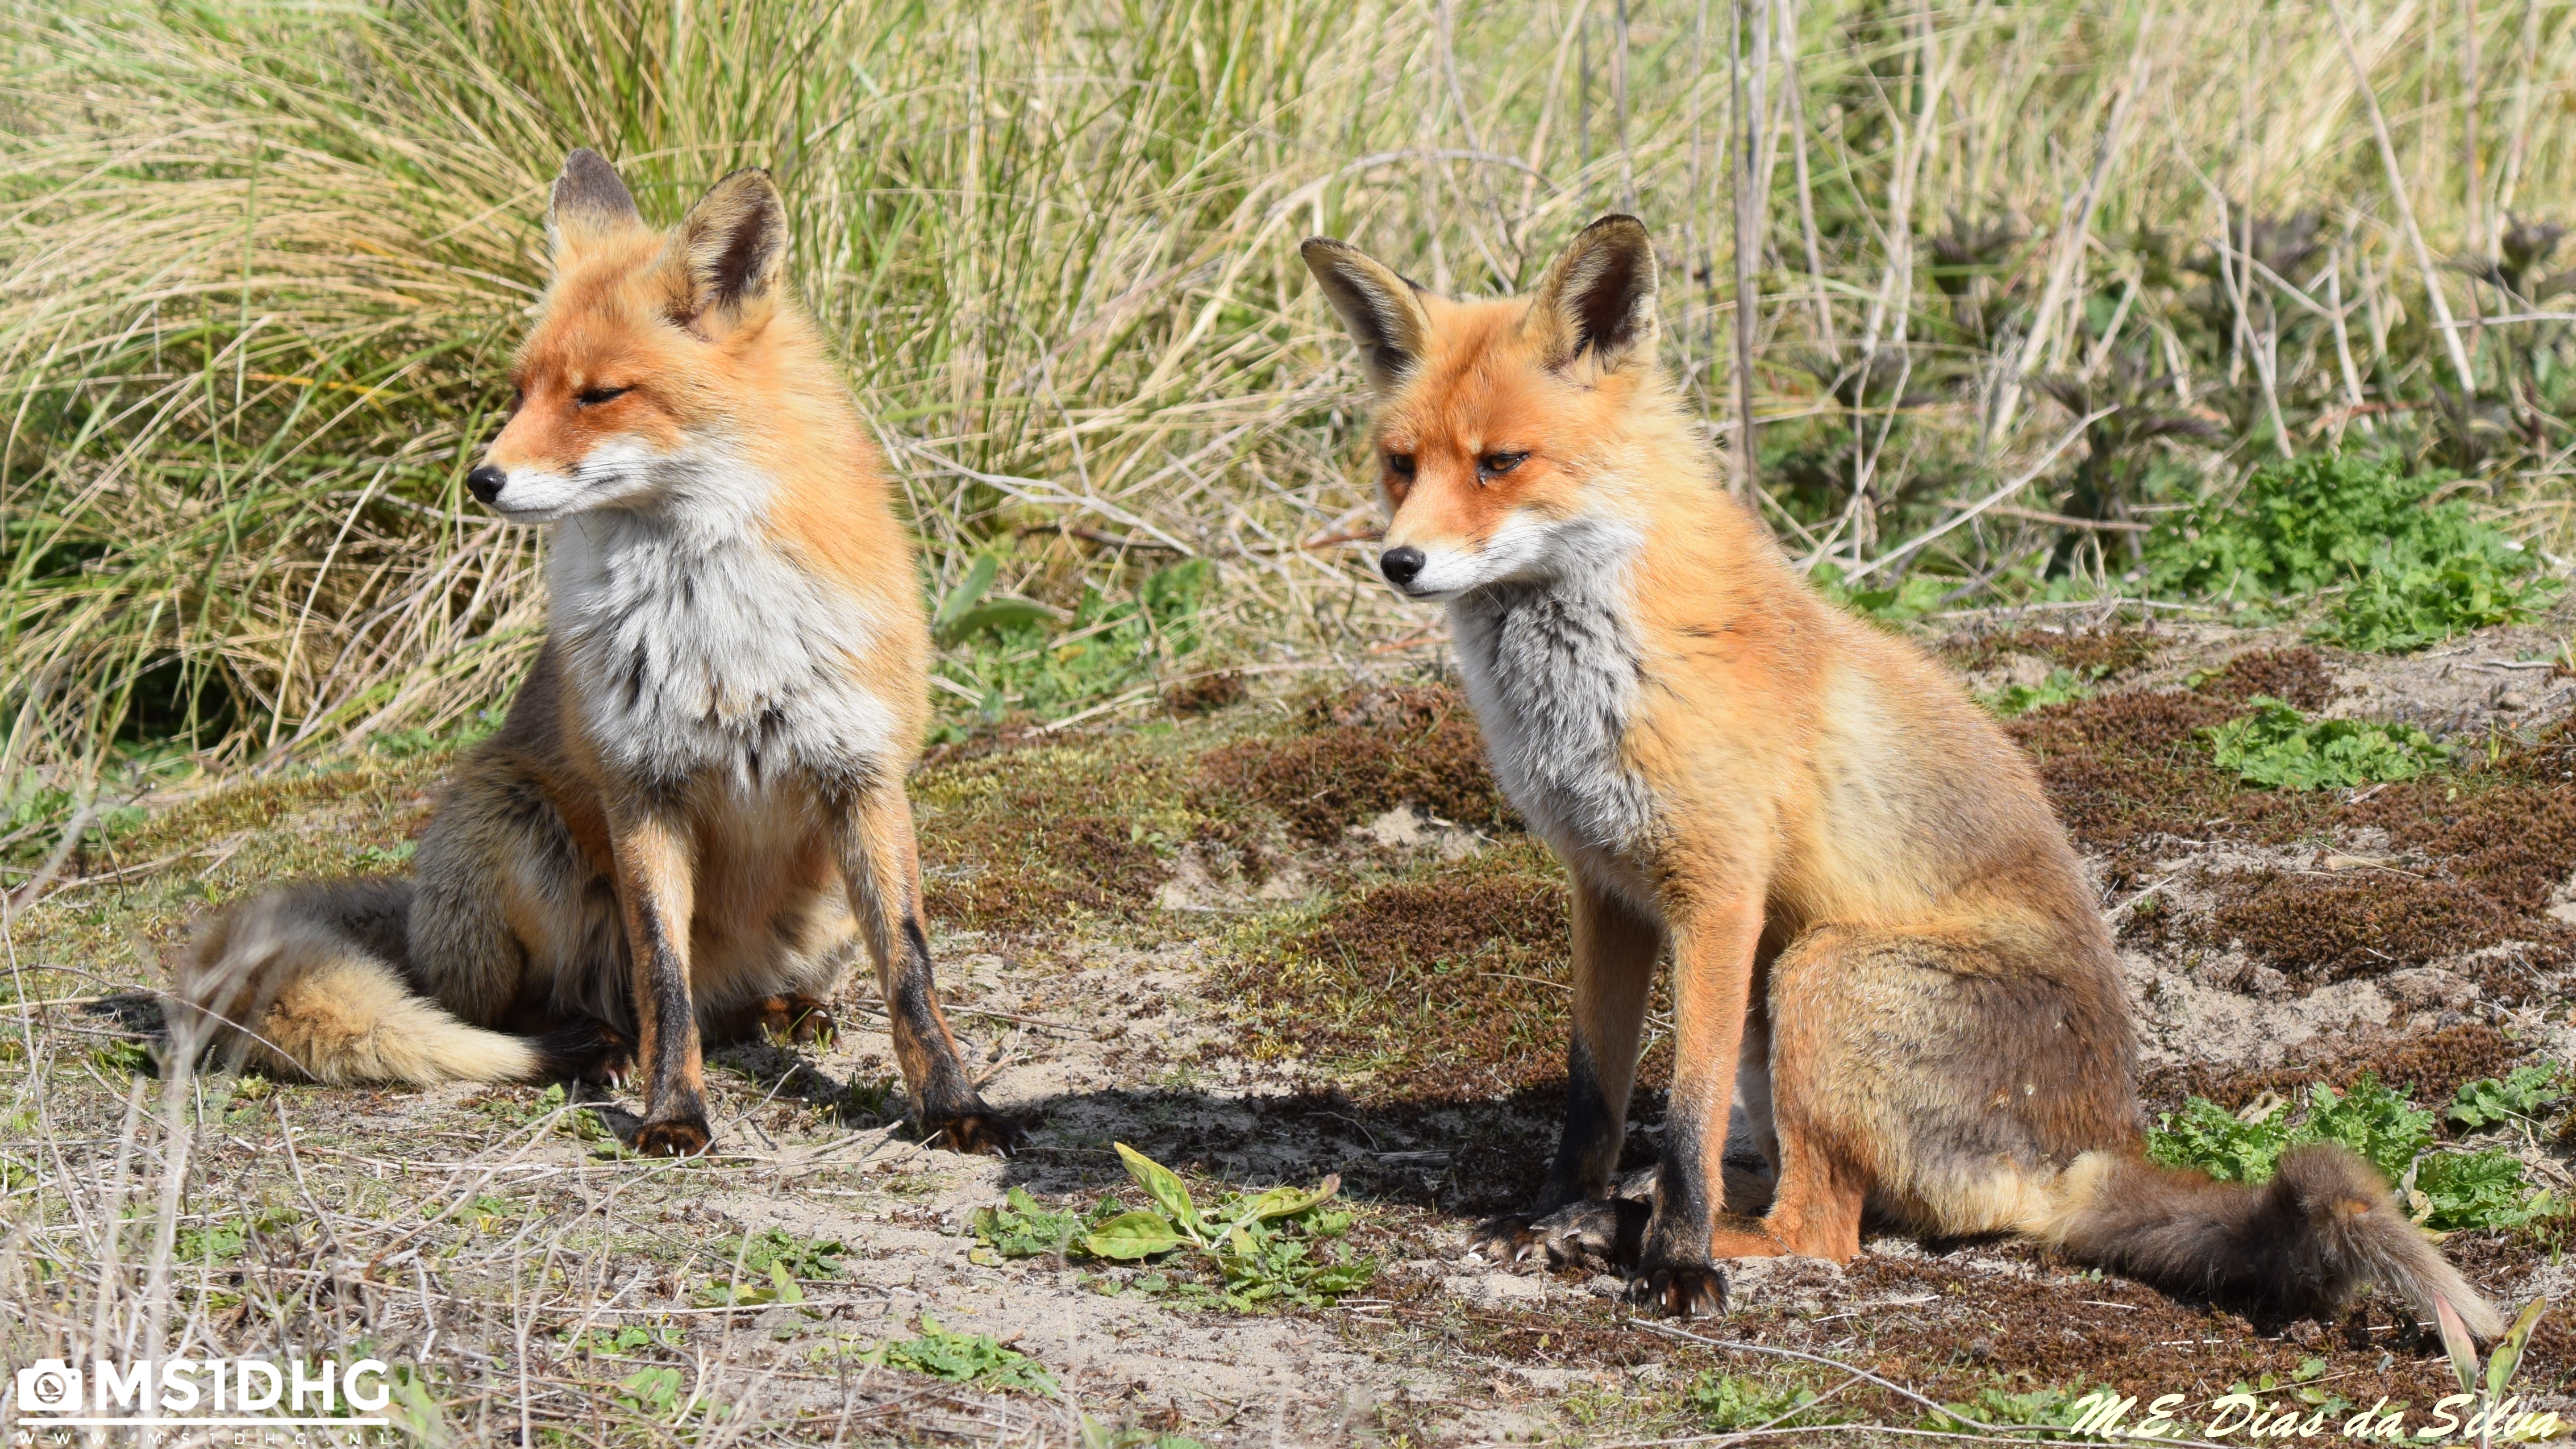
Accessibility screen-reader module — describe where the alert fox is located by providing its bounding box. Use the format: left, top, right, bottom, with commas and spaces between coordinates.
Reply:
180, 151, 1018, 1158
1300, 215, 2500, 1333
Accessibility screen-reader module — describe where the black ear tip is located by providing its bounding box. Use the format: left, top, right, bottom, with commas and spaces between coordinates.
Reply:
1300, 236, 1348, 260
1584, 213, 1650, 239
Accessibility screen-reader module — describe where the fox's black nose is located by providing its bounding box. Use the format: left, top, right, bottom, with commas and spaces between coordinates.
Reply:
1379, 547, 1426, 587
466, 465, 506, 505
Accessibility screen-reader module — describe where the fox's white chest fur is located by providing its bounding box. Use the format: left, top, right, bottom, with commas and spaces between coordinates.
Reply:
1448, 556, 1658, 889
546, 472, 897, 794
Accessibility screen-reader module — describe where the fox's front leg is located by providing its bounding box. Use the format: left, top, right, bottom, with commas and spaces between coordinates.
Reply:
833, 781, 1024, 1155
1633, 895, 1767, 1318
1470, 878, 1659, 1264
610, 804, 711, 1156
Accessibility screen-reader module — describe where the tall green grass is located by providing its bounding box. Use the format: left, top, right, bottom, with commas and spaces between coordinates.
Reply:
3, 0, 2572, 796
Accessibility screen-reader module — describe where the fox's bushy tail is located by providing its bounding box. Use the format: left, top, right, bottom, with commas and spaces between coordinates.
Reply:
177, 879, 538, 1085
2034, 1145, 2503, 1339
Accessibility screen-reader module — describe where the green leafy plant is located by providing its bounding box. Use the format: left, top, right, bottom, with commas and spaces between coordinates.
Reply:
697, 1229, 844, 1306
964, 1144, 1376, 1309
969, 1186, 1114, 1261
1077, 1421, 1206, 1449
369, 711, 503, 760
614, 1365, 684, 1418
1983, 667, 2103, 718
2150, 1075, 2431, 1184
940, 559, 1217, 723
2150, 1075, 2558, 1232
1812, 565, 1952, 623
2450, 1065, 2570, 1132
1689, 1372, 1823, 1431
864, 1318, 1057, 1396
1924, 1383, 2104, 1435
932, 555, 1063, 646
566, 1324, 682, 1356
2144, 453, 2559, 651
2148, 454, 2521, 598
2203, 697, 2449, 789
2317, 559, 2561, 653
2414, 1152, 2560, 1233
723, 1227, 847, 1281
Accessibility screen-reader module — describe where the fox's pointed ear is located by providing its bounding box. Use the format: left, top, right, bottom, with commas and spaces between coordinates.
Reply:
1524, 215, 1659, 372
666, 168, 787, 332
547, 148, 643, 261
1301, 238, 1433, 392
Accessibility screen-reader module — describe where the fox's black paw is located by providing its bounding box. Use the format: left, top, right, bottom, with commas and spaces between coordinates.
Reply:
1466, 1215, 1541, 1264
929, 1110, 1026, 1156
1629, 1262, 1728, 1319
630, 1116, 713, 1157
1533, 1198, 1651, 1268
534, 1017, 636, 1089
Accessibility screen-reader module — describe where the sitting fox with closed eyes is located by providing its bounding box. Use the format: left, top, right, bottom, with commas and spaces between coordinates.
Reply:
181, 150, 1019, 1159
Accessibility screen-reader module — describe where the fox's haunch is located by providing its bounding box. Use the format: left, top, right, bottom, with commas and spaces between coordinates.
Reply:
178, 878, 538, 1086
2039, 1146, 2503, 1340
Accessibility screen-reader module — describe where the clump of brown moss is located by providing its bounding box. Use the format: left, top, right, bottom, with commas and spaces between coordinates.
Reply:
2195, 647, 2338, 710
2208, 870, 2533, 982
2352, 781, 2576, 914
2008, 691, 2326, 848
1196, 683, 1513, 842
1942, 626, 2158, 678
2140, 1023, 2531, 1121
916, 740, 1184, 936
1216, 850, 1668, 1102
926, 810, 1164, 934
1163, 671, 1246, 715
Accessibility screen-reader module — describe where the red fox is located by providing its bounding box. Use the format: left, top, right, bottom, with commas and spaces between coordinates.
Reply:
1299, 215, 2501, 1333
180, 151, 1019, 1158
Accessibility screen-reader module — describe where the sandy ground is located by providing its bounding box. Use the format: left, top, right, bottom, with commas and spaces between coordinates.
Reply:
3, 613, 2573, 1444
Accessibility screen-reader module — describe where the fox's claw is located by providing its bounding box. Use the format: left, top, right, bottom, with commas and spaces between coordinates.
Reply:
1629, 1263, 1728, 1319
1533, 1198, 1651, 1268
631, 1115, 712, 1157
930, 1111, 1026, 1157
1466, 1215, 1541, 1264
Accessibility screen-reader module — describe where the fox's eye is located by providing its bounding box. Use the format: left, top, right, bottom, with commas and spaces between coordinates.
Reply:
1479, 451, 1530, 478
575, 386, 631, 408
506, 386, 525, 417
1385, 453, 1416, 478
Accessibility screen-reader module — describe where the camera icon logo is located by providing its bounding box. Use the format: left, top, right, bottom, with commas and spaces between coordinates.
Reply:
15, 1359, 82, 1415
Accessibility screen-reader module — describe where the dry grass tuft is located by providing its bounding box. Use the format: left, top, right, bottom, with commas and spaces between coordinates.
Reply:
10, 0, 2575, 808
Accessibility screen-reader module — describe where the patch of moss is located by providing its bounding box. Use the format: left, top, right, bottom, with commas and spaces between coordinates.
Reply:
1162, 671, 1247, 715
1216, 846, 1668, 1103
1942, 627, 2157, 678
916, 738, 1192, 936
2194, 647, 2338, 711
2008, 691, 2327, 848
2140, 1023, 2532, 1128
2357, 781, 2576, 914
1196, 684, 1512, 843
2209, 870, 2555, 982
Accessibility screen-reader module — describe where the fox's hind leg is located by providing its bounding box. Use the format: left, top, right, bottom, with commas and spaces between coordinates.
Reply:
833, 780, 1024, 1155
1686, 925, 2136, 1279
1468, 877, 1661, 1264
